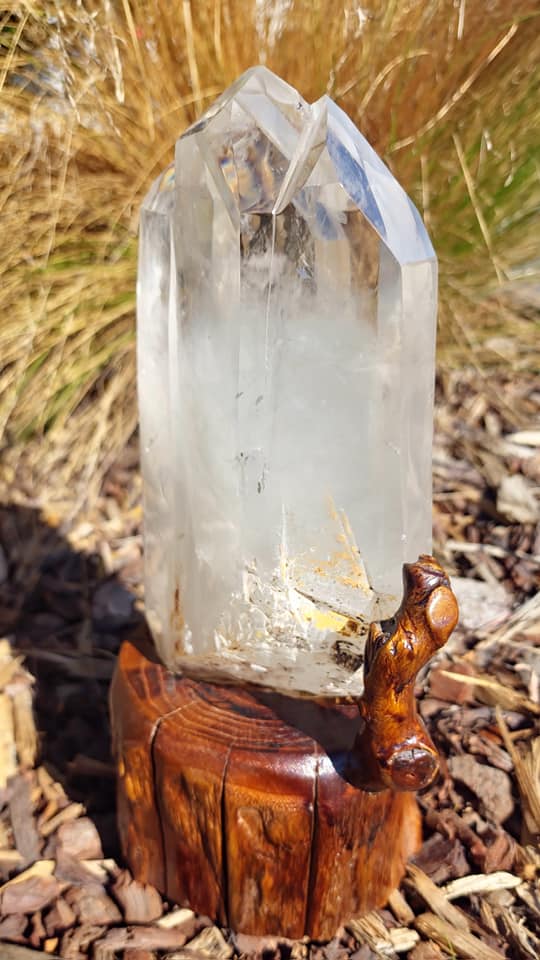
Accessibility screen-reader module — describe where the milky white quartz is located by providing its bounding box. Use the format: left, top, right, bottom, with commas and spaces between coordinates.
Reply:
137, 67, 437, 696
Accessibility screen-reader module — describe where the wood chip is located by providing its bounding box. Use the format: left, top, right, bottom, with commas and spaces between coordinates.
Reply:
40, 802, 86, 838
84, 858, 120, 880
429, 662, 476, 704
415, 912, 505, 960
411, 832, 469, 884
54, 852, 114, 886
439, 671, 540, 716
30, 908, 47, 947
56, 816, 103, 860
0, 692, 17, 788
65, 883, 122, 925
1, 873, 60, 914
0, 848, 24, 868
92, 924, 201, 959
443, 871, 522, 900
61, 922, 107, 958
157, 907, 196, 929
232, 932, 291, 957
448, 754, 514, 824
450, 578, 512, 633
405, 865, 470, 932
387, 888, 415, 926
408, 944, 445, 960
44, 895, 77, 936
515, 882, 540, 918
387, 929, 420, 953
507, 430, 540, 447
8, 773, 41, 864
497, 474, 539, 524
12, 681, 38, 769
0, 812, 10, 850
183, 926, 233, 959
36, 766, 67, 806
0, 859, 55, 893
348, 912, 419, 956
496, 706, 540, 842
497, 908, 540, 960
0, 653, 25, 691
113, 870, 163, 923
0, 912, 28, 942
0, 947, 62, 960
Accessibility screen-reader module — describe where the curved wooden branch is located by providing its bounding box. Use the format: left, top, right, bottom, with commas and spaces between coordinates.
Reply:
348, 555, 458, 793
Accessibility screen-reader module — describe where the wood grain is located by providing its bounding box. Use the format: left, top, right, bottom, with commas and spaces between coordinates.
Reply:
223, 730, 317, 935
153, 680, 228, 924
111, 641, 421, 938
351, 555, 459, 793
110, 554, 458, 936
306, 753, 421, 938
109, 637, 168, 891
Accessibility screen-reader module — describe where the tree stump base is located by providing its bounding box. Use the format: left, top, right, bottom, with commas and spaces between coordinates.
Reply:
110, 637, 422, 939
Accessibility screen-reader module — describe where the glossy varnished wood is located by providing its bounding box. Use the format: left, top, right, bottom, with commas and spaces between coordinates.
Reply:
110, 639, 167, 891
111, 640, 421, 938
350, 555, 460, 792
110, 554, 458, 937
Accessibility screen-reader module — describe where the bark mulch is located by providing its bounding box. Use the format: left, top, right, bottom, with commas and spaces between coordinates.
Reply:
0, 369, 538, 959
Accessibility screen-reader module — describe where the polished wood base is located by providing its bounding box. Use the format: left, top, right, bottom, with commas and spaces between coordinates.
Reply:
110, 638, 422, 939
110, 556, 458, 937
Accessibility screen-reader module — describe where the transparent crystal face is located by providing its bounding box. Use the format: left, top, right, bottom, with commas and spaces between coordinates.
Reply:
138, 67, 437, 697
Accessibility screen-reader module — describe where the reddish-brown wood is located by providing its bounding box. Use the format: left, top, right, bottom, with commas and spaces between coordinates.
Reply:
109, 642, 166, 892
111, 647, 419, 938
350, 555, 459, 793
110, 554, 458, 938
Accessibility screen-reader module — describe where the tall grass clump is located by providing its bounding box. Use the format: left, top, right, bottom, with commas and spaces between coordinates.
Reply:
1, 1, 539, 494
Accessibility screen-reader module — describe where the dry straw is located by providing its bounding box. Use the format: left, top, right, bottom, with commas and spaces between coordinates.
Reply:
1, 1, 539, 495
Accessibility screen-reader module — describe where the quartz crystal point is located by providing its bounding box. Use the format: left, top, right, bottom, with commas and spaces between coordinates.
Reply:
138, 67, 437, 696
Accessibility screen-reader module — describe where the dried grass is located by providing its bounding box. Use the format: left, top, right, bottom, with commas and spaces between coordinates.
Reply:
1, 0, 539, 493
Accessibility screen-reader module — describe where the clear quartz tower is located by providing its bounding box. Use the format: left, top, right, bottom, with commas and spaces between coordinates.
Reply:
138, 67, 437, 697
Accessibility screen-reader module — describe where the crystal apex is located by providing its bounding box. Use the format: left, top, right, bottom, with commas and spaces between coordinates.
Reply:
180, 66, 435, 265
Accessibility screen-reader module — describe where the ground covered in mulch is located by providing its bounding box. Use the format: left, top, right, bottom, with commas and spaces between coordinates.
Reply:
0, 367, 538, 959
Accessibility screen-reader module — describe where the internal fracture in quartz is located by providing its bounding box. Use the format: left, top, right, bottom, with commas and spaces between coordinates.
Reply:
137, 67, 437, 696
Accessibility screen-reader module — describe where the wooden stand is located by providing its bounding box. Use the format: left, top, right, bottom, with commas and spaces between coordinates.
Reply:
110, 556, 458, 939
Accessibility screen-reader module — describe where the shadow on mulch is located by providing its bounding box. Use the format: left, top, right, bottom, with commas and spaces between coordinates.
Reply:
0, 502, 144, 858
